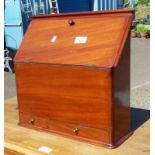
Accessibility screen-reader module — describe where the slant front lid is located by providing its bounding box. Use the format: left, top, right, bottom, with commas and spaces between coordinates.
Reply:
14, 9, 133, 68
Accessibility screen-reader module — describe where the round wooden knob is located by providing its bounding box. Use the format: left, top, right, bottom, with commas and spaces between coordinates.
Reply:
68, 19, 75, 26
28, 118, 35, 125
73, 128, 79, 135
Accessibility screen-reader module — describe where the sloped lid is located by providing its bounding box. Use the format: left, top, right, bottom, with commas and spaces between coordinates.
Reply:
14, 9, 133, 68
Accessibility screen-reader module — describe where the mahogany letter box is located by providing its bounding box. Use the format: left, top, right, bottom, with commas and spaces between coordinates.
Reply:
14, 9, 134, 148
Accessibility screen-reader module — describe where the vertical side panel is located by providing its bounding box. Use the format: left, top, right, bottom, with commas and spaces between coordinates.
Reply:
112, 34, 131, 144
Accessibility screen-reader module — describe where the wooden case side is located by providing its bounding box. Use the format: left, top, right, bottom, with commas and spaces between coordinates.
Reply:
112, 33, 132, 147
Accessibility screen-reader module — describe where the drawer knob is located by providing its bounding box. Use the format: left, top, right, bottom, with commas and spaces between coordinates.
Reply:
28, 118, 35, 125
68, 19, 75, 26
73, 128, 79, 135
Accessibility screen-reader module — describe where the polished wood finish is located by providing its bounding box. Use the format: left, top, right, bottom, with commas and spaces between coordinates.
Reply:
5, 148, 22, 155
14, 9, 134, 148
112, 34, 131, 143
15, 64, 112, 129
14, 9, 133, 68
5, 97, 150, 155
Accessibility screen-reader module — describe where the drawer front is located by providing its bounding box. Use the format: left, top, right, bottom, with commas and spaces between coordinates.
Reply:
19, 113, 47, 129
19, 113, 111, 144
47, 119, 111, 144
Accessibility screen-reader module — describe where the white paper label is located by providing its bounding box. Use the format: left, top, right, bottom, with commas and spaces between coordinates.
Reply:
74, 36, 87, 44
51, 35, 57, 43
38, 146, 53, 154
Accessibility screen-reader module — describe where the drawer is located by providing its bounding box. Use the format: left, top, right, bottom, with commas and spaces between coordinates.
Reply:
19, 113, 111, 144
48, 119, 111, 144
19, 113, 47, 129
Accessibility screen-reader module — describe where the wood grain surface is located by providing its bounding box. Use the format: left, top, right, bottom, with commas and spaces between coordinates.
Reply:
5, 97, 150, 155
15, 63, 112, 129
4, 148, 23, 155
15, 63, 113, 147
112, 34, 131, 143
14, 9, 134, 148
14, 9, 133, 67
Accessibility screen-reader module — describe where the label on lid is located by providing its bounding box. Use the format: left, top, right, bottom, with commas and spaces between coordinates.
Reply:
74, 36, 87, 44
51, 35, 57, 43
38, 146, 53, 154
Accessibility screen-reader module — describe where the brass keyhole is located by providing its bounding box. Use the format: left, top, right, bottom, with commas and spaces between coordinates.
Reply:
73, 128, 79, 135
28, 118, 35, 125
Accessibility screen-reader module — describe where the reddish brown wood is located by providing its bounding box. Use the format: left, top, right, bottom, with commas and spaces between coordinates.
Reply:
112, 34, 132, 144
20, 113, 47, 129
4, 148, 22, 155
14, 9, 134, 148
15, 64, 112, 130
19, 113, 111, 146
14, 9, 133, 68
